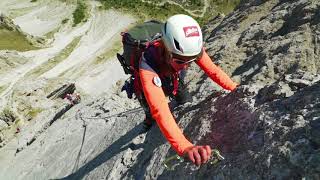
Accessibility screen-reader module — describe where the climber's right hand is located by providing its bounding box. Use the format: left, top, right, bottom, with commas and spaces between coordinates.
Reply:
183, 145, 212, 166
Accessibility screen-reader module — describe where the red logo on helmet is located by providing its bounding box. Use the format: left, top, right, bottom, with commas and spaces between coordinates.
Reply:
183, 26, 199, 37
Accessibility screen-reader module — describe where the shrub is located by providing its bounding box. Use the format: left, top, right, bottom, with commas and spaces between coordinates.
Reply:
73, 1, 87, 26
62, 18, 69, 24
27, 108, 42, 120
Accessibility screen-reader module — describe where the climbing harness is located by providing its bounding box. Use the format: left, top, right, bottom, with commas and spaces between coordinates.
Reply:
163, 148, 225, 171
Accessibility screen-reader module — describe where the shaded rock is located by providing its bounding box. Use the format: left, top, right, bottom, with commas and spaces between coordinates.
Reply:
46, 83, 76, 99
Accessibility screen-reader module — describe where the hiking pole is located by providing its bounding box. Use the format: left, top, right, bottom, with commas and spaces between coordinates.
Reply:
163, 148, 225, 171
108, 107, 144, 118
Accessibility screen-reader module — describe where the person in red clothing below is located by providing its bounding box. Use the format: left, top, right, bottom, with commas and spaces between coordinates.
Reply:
136, 14, 238, 166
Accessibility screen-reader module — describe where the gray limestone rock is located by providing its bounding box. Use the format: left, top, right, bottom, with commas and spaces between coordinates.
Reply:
1, 0, 320, 179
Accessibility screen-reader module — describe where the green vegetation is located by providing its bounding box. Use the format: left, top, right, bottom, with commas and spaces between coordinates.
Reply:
30, 0, 37, 2
212, 0, 241, 15
73, 1, 87, 26
26, 107, 42, 119
100, 0, 192, 23
27, 36, 81, 77
62, 18, 69, 24
99, 0, 240, 26
0, 26, 38, 51
182, 0, 204, 10
0, 85, 7, 94
189, 0, 203, 7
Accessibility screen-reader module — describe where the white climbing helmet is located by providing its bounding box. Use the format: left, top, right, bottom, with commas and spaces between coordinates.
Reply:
162, 14, 203, 57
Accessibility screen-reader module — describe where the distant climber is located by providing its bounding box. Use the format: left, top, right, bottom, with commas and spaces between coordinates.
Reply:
64, 92, 81, 105
118, 14, 238, 166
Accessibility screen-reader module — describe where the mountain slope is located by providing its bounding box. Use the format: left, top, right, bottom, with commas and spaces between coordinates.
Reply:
0, 0, 319, 179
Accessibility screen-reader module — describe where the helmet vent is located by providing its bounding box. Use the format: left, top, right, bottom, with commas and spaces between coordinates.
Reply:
174, 38, 182, 52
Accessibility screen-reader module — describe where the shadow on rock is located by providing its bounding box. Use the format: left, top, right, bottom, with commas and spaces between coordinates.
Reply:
58, 122, 146, 180
122, 126, 167, 179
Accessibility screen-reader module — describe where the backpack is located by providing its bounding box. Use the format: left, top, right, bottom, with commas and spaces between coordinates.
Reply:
116, 20, 163, 75
117, 20, 163, 99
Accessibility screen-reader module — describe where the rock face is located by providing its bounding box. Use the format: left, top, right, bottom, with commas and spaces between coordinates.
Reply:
0, 0, 319, 179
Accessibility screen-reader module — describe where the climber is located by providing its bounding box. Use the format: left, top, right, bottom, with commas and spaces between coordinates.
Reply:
64, 92, 81, 105
135, 14, 238, 166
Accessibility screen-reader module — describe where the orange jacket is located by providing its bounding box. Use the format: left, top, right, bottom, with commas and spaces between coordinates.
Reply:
139, 45, 237, 155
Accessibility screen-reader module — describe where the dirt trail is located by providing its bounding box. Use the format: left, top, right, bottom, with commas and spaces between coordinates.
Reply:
166, 0, 209, 17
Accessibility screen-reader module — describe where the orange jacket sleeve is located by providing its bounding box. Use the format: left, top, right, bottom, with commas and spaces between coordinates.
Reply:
139, 68, 193, 156
196, 49, 238, 91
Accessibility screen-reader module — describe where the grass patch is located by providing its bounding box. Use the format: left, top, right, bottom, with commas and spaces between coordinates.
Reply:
30, 0, 37, 2
0, 26, 38, 51
73, 0, 87, 26
27, 36, 81, 77
99, 0, 240, 26
0, 85, 7, 94
212, 0, 241, 15
26, 107, 42, 120
183, 0, 204, 10
100, 0, 191, 23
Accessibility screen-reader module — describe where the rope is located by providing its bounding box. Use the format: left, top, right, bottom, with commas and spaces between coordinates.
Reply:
81, 107, 144, 120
